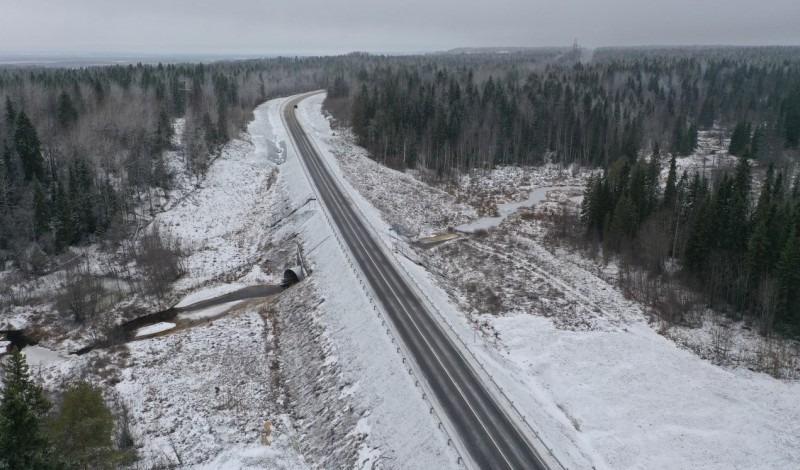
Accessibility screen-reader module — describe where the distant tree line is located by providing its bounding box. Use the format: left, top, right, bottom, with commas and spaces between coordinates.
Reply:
325, 47, 800, 178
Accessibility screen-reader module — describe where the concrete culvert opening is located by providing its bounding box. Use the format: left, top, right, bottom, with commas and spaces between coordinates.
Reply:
282, 266, 305, 286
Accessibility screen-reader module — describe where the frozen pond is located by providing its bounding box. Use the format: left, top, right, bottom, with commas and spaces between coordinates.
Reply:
456, 185, 582, 232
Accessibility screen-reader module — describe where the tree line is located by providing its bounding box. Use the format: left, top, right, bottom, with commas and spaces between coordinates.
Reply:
325, 47, 800, 179
322, 48, 800, 338
0, 57, 336, 274
2, 49, 799, 337
581, 150, 800, 336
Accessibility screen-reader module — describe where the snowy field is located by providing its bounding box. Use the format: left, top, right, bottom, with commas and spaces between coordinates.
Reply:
5, 95, 462, 469
5, 91, 798, 469
116, 308, 307, 469
299, 93, 800, 469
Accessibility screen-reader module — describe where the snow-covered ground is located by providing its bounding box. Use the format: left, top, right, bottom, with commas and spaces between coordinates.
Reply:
299, 93, 800, 469
313, 126, 478, 239
153, 135, 284, 291
116, 309, 307, 468
672, 128, 738, 179
455, 185, 583, 233
6, 95, 460, 469
6, 91, 798, 469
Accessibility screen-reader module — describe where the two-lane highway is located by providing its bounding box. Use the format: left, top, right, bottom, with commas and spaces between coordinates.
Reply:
284, 92, 549, 469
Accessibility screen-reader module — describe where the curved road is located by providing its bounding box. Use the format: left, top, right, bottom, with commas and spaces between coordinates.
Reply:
284, 92, 550, 470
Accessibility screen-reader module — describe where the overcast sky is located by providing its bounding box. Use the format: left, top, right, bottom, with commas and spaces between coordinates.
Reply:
2, 0, 799, 55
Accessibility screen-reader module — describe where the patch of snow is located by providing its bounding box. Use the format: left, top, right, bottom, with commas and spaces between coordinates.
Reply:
199, 438, 306, 470
239, 264, 273, 284
0, 314, 29, 331
456, 185, 583, 232
21, 345, 68, 365
347, 417, 381, 469
493, 315, 800, 469
116, 310, 302, 468
134, 322, 176, 338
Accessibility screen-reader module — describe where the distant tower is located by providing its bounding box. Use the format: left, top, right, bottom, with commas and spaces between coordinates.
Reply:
573, 38, 580, 63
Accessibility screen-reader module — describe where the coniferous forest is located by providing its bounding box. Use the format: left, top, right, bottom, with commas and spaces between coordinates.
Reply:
0, 58, 332, 273
322, 47, 800, 337
2, 47, 800, 337
327, 47, 800, 174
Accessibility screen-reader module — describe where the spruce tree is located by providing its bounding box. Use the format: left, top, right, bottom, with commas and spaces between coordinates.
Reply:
684, 197, 713, 274
155, 110, 172, 150
606, 194, 637, 249
56, 92, 78, 128
774, 228, 800, 334
746, 219, 772, 304
628, 159, 650, 224
351, 84, 371, 144
0, 348, 54, 469
729, 154, 752, 252
32, 178, 49, 239
782, 87, 800, 148
698, 99, 715, 129
2, 142, 16, 184
68, 158, 96, 238
581, 174, 607, 239
216, 99, 228, 143
687, 123, 698, 153
663, 154, 678, 208
751, 125, 764, 158
728, 121, 751, 156
752, 164, 774, 226
53, 181, 74, 250
13, 111, 44, 182
4, 97, 15, 128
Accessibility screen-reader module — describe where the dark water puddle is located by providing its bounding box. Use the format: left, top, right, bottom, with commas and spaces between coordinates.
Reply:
118, 283, 288, 342
177, 284, 285, 312
1, 284, 291, 358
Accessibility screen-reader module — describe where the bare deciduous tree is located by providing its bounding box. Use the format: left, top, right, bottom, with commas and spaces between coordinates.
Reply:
134, 225, 185, 299
57, 259, 104, 323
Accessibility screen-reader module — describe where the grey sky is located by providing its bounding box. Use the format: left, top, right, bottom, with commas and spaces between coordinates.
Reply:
2, 0, 799, 55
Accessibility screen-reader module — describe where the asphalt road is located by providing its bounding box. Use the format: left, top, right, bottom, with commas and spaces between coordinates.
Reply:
284, 92, 549, 470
